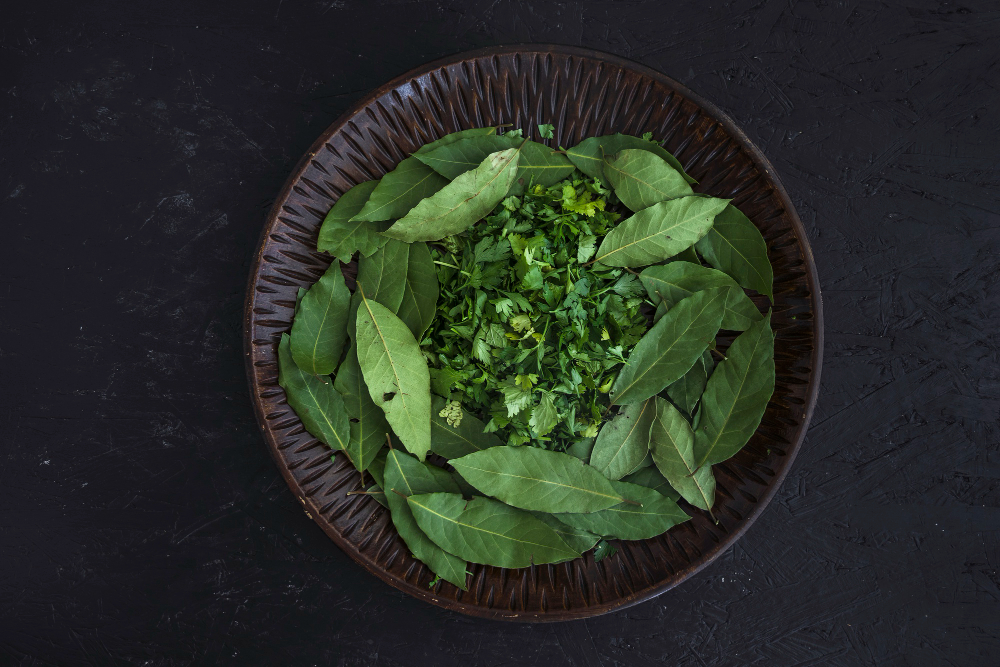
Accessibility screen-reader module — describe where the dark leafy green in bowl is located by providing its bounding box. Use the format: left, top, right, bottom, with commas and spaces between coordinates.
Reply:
277, 124, 775, 590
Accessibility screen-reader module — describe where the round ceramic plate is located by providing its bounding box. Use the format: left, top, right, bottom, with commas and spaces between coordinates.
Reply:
244, 45, 823, 621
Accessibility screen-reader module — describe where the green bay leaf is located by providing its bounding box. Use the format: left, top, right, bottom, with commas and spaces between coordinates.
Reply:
413, 126, 498, 155
640, 261, 762, 331
649, 398, 715, 510
384, 451, 468, 589
603, 149, 693, 211
355, 294, 432, 460
595, 196, 729, 268
430, 396, 503, 460
620, 466, 680, 502
356, 239, 409, 312
694, 312, 775, 468
665, 349, 711, 417
290, 262, 351, 376
531, 512, 600, 554
556, 479, 689, 541
695, 204, 773, 300
406, 493, 579, 568
352, 156, 450, 222
611, 288, 727, 406
450, 447, 624, 514
317, 180, 390, 263
333, 343, 391, 472
276, 333, 350, 452
382, 147, 522, 242
396, 241, 439, 339
565, 133, 696, 184
589, 399, 656, 481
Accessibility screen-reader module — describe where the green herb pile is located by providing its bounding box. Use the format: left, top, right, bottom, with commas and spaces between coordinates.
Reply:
277, 123, 776, 591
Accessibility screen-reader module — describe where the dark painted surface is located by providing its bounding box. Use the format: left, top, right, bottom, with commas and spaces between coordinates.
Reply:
1, 1, 997, 664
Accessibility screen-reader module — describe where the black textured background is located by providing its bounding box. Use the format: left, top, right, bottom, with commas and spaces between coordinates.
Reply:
2, 1, 998, 664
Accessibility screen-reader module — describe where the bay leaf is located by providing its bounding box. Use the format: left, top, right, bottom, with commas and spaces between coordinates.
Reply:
333, 343, 391, 472
406, 492, 579, 568
603, 149, 694, 211
588, 399, 656, 481
594, 196, 730, 268
276, 333, 350, 452
649, 397, 715, 510
557, 480, 690, 541
289, 262, 351, 376
365, 450, 389, 507
565, 133, 696, 184
355, 293, 432, 460
352, 156, 450, 222
317, 180, 390, 263
384, 450, 468, 589
565, 436, 596, 462
611, 288, 727, 406
621, 466, 680, 502
640, 261, 762, 331
355, 238, 409, 313
694, 312, 775, 468
695, 204, 773, 300
396, 241, 438, 339
415, 135, 574, 194
413, 126, 498, 155
665, 350, 710, 417
531, 512, 600, 554
381, 147, 522, 242
449, 447, 624, 513
430, 396, 503, 460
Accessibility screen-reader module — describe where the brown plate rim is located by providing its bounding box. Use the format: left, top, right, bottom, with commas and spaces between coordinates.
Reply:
243, 43, 824, 621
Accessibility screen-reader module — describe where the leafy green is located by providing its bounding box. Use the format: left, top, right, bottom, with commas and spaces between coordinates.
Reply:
396, 241, 439, 338
640, 261, 761, 331
610, 288, 728, 406
593, 539, 617, 562
557, 479, 689, 540
537, 124, 555, 139
317, 180, 391, 263
565, 133, 696, 185
406, 492, 580, 567
695, 204, 773, 300
595, 196, 729, 268
356, 239, 410, 313
450, 447, 624, 513
694, 312, 775, 467
290, 262, 351, 376
589, 399, 656, 481
334, 343, 391, 472
384, 451, 469, 589
649, 397, 715, 510
430, 395, 503, 459
382, 147, 522, 242
276, 333, 350, 452
352, 156, 450, 222
603, 149, 693, 211
355, 293, 432, 460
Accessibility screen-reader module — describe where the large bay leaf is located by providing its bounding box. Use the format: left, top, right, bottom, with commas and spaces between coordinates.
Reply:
289, 262, 351, 376
611, 288, 727, 406
355, 294, 432, 460
695, 204, 773, 300
382, 147, 522, 242
352, 156, 450, 222
649, 398, 715, 510
415, 136, 574, 193
588, 399, 656, 481
356, 239, 409, 312
317, 180, 390, 263
450, 447, 624, 513
640, 261, 761, 331
413, 126, 498, 155
621, 466, 680, 501
565, 133, 696, 184
333, 343, 391, 472
594, 196, 729, 268
694, 312, 775, 467
396, 241, 438, 338
665, 349, 711, 416
531, 512, 600, 554
603, 149, 693, 211
276, 333, 350, 452
384, 451, 468, 589
430, 396, 503, 460
406, 492, 579, 567
557, 480, 689, 541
